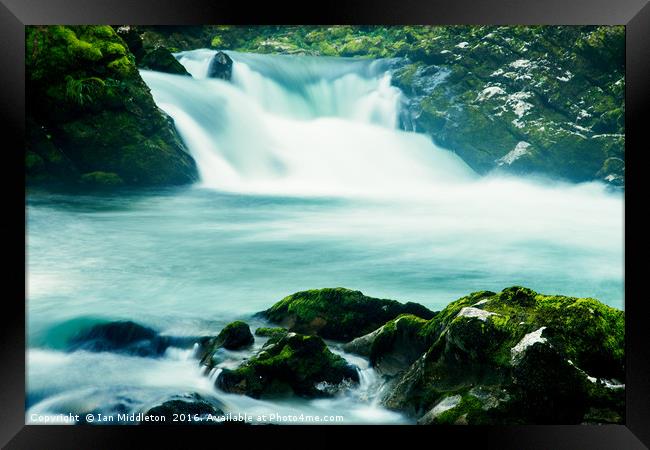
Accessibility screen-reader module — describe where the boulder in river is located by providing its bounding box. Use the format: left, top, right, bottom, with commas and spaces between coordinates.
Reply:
67, 320, 169, 357
216, 332, 359, 398
207, 51, 233, 80
260, 287, 435, 341
199, 321, 254, 367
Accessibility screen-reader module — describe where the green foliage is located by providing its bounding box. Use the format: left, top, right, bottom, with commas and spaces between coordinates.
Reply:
64, 76, 105, 106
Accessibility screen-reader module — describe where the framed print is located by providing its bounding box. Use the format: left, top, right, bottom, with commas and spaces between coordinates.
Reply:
2, 0, 649, 448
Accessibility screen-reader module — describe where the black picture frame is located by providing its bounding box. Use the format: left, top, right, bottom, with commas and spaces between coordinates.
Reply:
2, 0, 648, 448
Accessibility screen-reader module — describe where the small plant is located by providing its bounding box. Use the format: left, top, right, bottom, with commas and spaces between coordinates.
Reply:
64, 75, 105, 106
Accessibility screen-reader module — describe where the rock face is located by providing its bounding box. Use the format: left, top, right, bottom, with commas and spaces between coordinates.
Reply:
67, 321, 169, 357
260, 287, 436, 341
199, 321, 255, 367
207, 51, 233, 80
216, 332, 359, 399
203, 25, 624, 187
26, 25, 197, 188
378, 287, 625, 424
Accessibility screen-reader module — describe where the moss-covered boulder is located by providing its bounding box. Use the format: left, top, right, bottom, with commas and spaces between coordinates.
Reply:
199, 321, 254, 366
140, 46, 190, 75
26, 25, 197, 188
379, 286, 624, 424
260, 287, 436, 342
216, 332, 359, 398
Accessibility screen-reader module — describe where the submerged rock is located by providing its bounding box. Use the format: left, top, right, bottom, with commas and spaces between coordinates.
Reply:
67, 321, 169, 357
216, 332, 359, 399
261, 287, 435, 342
207, 51, 233, 80
141, 392, 226, 425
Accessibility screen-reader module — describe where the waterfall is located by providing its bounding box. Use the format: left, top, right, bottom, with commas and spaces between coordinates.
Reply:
141, 50, 476, 197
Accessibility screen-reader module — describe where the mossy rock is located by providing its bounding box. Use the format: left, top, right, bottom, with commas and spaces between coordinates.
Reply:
380, 286, 624, 424
261, 287, 436, 342
254, 327, 288, 346
216, 332, 359, 399
140, 46, 190, 76
199, 321, 254, 367
25, 25, 198, 188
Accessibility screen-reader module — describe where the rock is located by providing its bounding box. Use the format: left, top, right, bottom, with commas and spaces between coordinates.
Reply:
216, 332, 359, 399
198, 321, 254, 367
207, 51, 233, 80
341, 326, 384, 357
261, 287, 436, 342
25, 25, 198, 188
140, 46, 190, 76
114, 25, 145, 62
509, 340, 592, 423
254, 327, 288, 346
67, 321, 169, 357
141, 392, 226, 425
367, 314, 431, 376
378, 286, 624, 424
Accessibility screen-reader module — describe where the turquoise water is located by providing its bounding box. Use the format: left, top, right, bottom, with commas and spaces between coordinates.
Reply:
26, 50, 624, 424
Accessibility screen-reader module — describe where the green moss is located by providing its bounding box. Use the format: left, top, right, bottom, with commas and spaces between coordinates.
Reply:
217, 332, 358, 398
262, 287, 435, 341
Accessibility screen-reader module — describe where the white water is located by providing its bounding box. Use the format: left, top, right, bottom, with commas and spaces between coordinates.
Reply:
26, 49, 623, 425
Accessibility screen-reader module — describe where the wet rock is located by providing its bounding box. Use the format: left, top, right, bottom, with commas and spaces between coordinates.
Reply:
141, 392, 226, 425
199, 321, 254, 367
207, 51, 233, 80
216, 332, 359, 399
67, 321, 169, 357
378, 286, 624, 424
261, 287, 435, 342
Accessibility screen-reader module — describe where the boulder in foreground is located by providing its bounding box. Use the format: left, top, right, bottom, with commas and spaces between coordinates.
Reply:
377, 287, 624, 424
216, 332, 359, 398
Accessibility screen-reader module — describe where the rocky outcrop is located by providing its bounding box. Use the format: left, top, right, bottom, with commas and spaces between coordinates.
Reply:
216, 332, 359, 399
379, 286, 624, 424
26, 25, 197, 188
260, 287, 435, 341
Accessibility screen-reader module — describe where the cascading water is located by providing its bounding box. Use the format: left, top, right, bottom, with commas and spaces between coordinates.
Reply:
26, 48, 623, 425
142, 50, 475, 196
